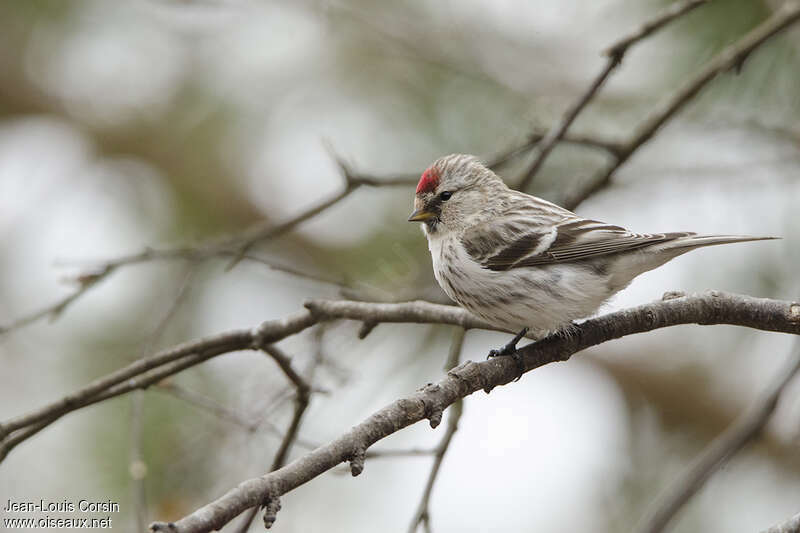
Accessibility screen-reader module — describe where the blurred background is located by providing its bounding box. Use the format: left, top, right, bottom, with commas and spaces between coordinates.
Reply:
1, 0, 799, 531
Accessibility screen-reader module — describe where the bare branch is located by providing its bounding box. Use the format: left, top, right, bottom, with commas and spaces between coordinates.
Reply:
258, 344, 312, 397
565, 1, 800, 210
149, 291, 800, 533
4, 291, 799, 466
0, 267, 111, 335
604, 0, 710, 57
0, 247, 343, 337
0, 311, 317, 461
303, 299, 499, 332
226, 184, 357, 269
226, 154, 425, 269
516, 0, 709, 191
635, 339, 800, 533
233, 333, 322, 531
408, 328, 466, 533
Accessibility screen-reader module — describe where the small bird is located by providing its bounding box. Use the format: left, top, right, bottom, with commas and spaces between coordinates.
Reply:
408, 154, 775, 366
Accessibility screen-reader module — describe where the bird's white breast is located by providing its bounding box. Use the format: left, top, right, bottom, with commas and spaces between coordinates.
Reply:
425, 231, 615, 333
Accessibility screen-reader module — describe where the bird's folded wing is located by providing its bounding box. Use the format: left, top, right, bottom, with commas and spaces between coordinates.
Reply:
462, 217, 692, 271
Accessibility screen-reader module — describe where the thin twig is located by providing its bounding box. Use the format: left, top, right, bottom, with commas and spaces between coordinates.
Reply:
226, 184, 357, 270
0, 157, 417, 339
0, 248, 343, 337
0, 311, 317, 461
0, 267, 110, 335
155, 384, 259, 432
605, 0, 709, 57
408, 328, 466, 533
259, 344, 312, 395
564, 1, 800, 210
226, 155, 426, 269
130, 269, 195, 532
516, 0, 709, 191
264, 348, 313, 471
233, 332, 322, 532
635, 338, 800, 533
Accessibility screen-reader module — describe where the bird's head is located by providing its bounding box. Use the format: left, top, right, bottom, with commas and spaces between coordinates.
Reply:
408, 154, 505, 235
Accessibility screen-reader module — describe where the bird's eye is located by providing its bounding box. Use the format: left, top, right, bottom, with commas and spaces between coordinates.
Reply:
439, 191, 452, 201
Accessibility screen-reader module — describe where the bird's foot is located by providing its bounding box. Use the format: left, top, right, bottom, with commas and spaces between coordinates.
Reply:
487, 328, 528, 381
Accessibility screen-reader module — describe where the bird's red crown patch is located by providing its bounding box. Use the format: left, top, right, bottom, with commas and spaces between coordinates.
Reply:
416, 167, 439, 194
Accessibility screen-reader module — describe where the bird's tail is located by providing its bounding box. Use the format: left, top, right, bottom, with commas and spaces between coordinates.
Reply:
661, 233, 780, 252
604, 232, 778, 293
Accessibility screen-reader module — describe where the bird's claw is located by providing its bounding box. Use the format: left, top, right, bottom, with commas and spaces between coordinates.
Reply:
487, 348, 504, 359
486, 328, 528, 381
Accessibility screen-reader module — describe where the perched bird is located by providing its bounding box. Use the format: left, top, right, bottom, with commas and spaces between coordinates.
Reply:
408, 154, 775, 365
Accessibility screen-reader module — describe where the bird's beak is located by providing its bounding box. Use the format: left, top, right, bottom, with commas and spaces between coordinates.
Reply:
408, 209, 436, 222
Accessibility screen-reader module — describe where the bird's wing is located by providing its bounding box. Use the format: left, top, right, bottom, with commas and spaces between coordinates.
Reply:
462, 216, 692, 271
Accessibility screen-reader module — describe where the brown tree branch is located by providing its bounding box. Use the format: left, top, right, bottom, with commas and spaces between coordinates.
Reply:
564, 0, 800, 210
516, 0, 710, 191
635, 339, 800, 533
147, 291, 800, 533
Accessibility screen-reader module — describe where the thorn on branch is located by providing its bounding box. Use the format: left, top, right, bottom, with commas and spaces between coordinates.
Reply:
349, 446, 366, 476
358, 321, 378, 339
427, 410, 442, 429
66, 265, 111, 287
262, 497, 282, 529
303, 300, 322, 317
733, 49, 754, 75
420, 386, 444, 429
604, 46, 627, 67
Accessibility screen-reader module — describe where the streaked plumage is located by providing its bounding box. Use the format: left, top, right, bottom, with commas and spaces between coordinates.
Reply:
409, 154, 775, 334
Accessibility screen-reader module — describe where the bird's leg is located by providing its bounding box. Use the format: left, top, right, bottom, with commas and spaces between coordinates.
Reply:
487, 328, 528, 381
487, 328, 528, 359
